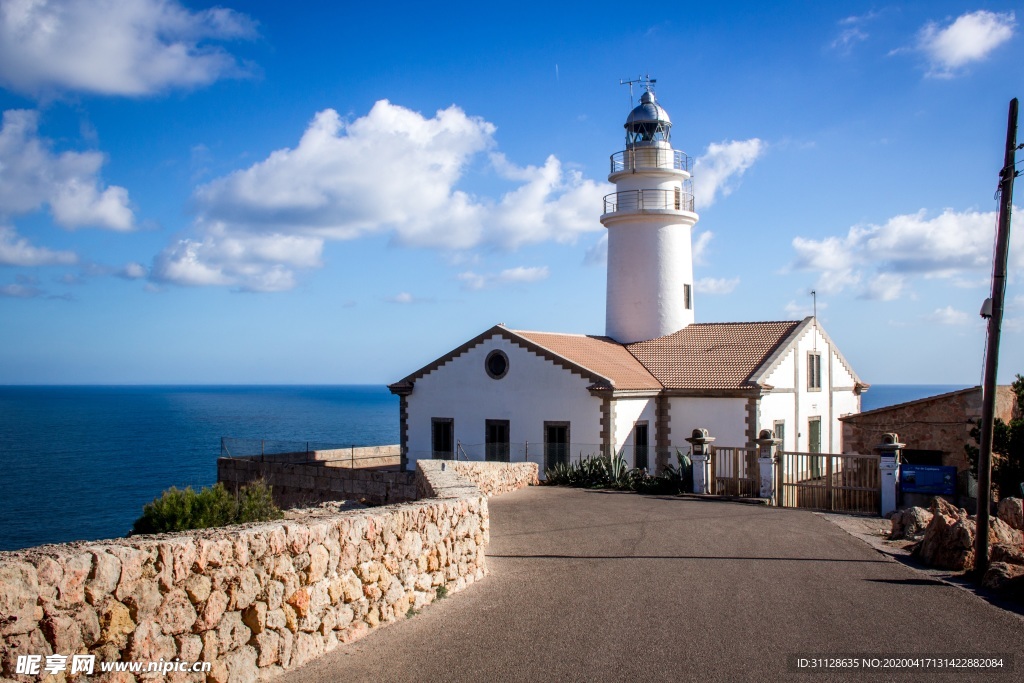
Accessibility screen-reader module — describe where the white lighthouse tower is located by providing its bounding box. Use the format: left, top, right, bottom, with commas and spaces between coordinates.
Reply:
601, 82, 699, 343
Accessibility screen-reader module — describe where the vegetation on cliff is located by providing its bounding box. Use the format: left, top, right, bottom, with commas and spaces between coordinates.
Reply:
131, 479, 283, 535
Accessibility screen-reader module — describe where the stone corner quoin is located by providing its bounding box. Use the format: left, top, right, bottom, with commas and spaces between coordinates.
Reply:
0, 461, 538, 681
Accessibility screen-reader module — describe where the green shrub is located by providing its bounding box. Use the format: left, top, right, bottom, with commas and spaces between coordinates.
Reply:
544, 449, 693, 495
131, 479, 283, 536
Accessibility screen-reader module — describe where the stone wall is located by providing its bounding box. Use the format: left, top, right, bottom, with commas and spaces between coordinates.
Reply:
841, 386, 1017, 471
448, 461, 540, 497
217, 458, 417, 508
311, 446, 401, 470
0, 461, 536, 682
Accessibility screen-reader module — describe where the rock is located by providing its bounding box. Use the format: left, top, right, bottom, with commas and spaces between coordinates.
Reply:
223, 644, 259, 682
228, 567, 259, 611
41, 613, 83, 653
991, 542, 1024, 565
914, 499, 1024, 570
265, 580, 284, 611
0, 561, 40, 636
156, 589, 198, 635
285, 588, 310, 618
1, 628, 51, 677
194, 590, 228, 631
74, 603, 101, 647
85, 551, 122, 605
997, 497, 1024, 531
97, 599, 136, 646
242, 602, 267, 635
206, 660, 229, 683
176, 633, 203, 662
217, 611, 252, 652
184, 574, 212, 605
254, 630, 280, 667
982, 561, 1024, 595
123, 578, 163, 622
890, 507, 933, 540
57, 552, 93, 606
126, 620, 175, 662
306, 545, 329, 584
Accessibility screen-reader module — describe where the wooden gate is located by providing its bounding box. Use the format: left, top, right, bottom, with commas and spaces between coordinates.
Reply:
777, 451, 881, 514
710, 446, 759, 497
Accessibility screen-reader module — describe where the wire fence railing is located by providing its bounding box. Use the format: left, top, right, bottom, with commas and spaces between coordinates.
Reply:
220, 437, 402, 468
408, 441, 695, 476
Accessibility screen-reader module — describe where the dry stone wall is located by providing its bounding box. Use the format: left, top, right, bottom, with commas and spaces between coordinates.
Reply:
217, 458, 417, 508
0, 461, 537, 682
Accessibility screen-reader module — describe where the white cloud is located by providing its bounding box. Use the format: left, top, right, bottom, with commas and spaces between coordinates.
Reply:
156, 101, 609, 291
117, 261, 146, 279
0, 0, 257, 97
692, 139, 764, 209
692, 230, 714, 265
916, 10, 1015, 77
924, 305, 971, 326
152, 223, 322, 292
831, 12, 878, 53
858, 272, 905, 301
0, 225, 77, 266
784, 298, 827, 319
0, 282, 44, 298
791, 208, 1021, 299
582, 234, 607, 266
0, 109, 133, 230
385, 291, 433, 305
458, 265, 549, 290
695, 276, 739, 295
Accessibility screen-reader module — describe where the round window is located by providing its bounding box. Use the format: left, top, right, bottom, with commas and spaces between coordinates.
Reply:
485, 349, 509, 379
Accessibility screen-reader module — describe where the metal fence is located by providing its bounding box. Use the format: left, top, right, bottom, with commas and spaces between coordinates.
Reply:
777, 451, 881, 513
610, 148, 692, 174
603, 188, 695, 214
219, 437, 401, 469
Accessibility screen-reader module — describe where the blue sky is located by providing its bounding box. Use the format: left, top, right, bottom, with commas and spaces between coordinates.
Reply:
0, 0, 1021, 385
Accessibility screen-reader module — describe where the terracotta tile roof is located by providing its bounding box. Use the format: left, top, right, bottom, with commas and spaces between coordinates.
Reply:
512, 330, 663, 391
626, 321, 802, 390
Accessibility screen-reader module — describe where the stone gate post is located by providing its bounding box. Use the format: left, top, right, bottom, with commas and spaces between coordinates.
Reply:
755, 429, 781, 503
685, 428, 715, 494
876, 432, 904, 517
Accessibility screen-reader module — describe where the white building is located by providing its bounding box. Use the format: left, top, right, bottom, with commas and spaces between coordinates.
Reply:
389, 85, 866, 473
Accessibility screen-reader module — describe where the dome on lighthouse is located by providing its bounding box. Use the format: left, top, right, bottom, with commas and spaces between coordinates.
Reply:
624, 90, 672, 144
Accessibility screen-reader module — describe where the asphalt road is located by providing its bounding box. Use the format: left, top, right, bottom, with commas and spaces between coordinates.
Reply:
283, 487, 1024, 682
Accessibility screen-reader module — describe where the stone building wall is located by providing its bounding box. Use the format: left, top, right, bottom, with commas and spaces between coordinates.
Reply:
0, 461, 537, 682
218, 458, 417, 508
841, 386, 1017, 471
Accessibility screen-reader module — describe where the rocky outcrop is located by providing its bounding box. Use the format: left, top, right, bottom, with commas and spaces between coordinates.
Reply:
912, 498, 1024, 571
997, 497, 1023, 531
0, 461, 537, 682
890, 507, 933, 540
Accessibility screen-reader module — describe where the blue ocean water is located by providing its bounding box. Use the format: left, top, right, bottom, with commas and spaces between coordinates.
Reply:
0, 383, 970, 551
0, 386, 397, 551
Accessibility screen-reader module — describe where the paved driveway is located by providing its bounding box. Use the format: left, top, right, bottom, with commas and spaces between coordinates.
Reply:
284, 487, 1024, 682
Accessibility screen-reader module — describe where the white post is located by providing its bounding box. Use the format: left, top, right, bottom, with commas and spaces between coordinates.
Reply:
685, 428, 715, 494
876, 433, 904, 517
755, 429, 781, 503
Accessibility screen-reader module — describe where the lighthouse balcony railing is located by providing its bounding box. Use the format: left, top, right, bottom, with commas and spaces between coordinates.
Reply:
603, 189, 695, 214
611, 149, 692, 174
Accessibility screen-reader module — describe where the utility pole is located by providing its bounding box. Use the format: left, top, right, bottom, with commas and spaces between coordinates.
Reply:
976, 98, 1019, 578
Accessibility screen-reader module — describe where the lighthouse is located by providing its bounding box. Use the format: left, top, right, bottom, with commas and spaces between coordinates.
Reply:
601, 84, 699, 343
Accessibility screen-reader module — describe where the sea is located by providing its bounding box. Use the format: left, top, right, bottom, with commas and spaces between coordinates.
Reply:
0, 383, 967, 552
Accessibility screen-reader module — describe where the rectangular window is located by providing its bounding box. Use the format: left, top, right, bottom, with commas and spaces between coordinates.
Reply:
485, 419, 510, 462
431, 418, 454, 460
544, 421, 570, 470
674, 186, 682, 210
773, 420, 785, 450
634, 422, 649, 470
683, 283, 692, 310
807, 352, 822, 390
